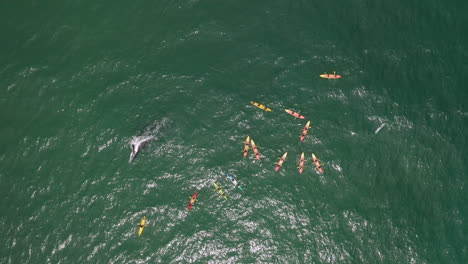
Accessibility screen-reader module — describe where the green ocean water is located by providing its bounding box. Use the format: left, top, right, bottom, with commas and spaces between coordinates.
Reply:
1, 0, 467, 263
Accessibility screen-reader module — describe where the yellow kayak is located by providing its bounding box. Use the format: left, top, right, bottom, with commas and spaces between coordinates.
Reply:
138, 216, 146, 236
250, 101, 272, 112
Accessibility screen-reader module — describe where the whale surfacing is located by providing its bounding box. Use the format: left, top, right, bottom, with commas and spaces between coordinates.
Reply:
129, 136, 154, 162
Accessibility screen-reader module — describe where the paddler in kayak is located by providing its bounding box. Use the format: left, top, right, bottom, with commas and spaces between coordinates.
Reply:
227, 173, 243, 190
138, 216, 146, 236
312, 153, 324, 173
250, 101, 272, 112
250, 139, 261, 160
298, 152, 305, 174
320, 71, 342, 79
275, 152, 288, 171
285, 109, 306, 119
213, 183, 228, 199
300, 121, 311, 141
187, 191, 199, 211
243, 136, 250, 158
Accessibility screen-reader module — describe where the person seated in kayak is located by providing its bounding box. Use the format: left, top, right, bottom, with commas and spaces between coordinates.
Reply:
138, 224, 144, 228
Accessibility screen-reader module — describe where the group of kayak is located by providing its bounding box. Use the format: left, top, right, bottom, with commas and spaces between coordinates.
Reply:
274, 152, 323, 174
137, 73, 339, 236
138, 173, 243, 236
187, 174, 242, 210
186, 174, 242, 209
243, 136, 261, 160
251, 100, 307, 119
247, 100, 325, 174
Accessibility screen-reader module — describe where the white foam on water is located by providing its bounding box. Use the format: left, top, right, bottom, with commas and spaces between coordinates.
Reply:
352, 86, 368, 97
98, 138, 114, 152
81, 145, 90, 157
331, 163, 342, 172
51, 234, 72, 255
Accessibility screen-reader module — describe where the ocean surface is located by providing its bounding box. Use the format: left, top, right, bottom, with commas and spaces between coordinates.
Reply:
1, 0, 467, 263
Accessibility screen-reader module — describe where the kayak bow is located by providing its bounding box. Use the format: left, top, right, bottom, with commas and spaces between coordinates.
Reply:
187, 191, 199, 211
250, 139, 261, 160
243, 136, 250, 158
227, 173, 243, 190
250, 101, 272, 112
298, 152, 305, 174
213, 183, 228, 200
138, 216, 146, 236
285, 109, 306, 119
300, 121, 311, 141
275, 152, 288, 171
312, 153, 324, 173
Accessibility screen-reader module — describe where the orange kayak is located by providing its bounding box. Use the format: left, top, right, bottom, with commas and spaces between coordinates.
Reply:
320, 72, 342, 79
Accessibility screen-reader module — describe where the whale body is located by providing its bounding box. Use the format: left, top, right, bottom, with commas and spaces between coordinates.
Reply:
129, 136, 154, 162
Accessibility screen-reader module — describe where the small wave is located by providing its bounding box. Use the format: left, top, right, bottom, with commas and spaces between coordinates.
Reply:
98, 138, 115, 152
375, 123, 386, 134
51, 234, 73, 255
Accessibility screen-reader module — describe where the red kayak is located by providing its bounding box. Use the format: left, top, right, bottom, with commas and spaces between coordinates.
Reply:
243, 136, 250, 158
312, 153, 324, 173
285, 109, 305, 119
250, 139, 261, 160
298, 152, 305, 174
187, 191, 199, 210
300, 121, 311, 141
275, 152, 288, 171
